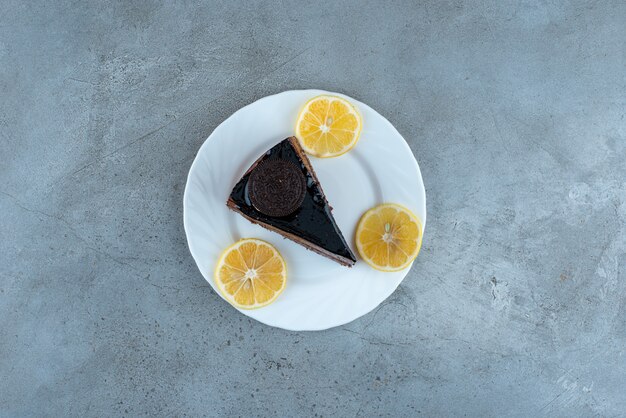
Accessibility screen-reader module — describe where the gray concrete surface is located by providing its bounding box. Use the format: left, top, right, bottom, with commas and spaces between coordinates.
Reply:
1, 0, 625, 416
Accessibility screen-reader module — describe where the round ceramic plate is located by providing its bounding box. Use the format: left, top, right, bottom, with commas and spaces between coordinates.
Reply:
184, 90, 426, 331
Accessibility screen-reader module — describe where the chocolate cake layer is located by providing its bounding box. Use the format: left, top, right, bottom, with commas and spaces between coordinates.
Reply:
227, 137, 356, 266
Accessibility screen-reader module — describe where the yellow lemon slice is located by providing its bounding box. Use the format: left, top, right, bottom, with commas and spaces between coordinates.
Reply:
355, 203, 423, 272
214, 239, 287, 309
295, 95, 362, 158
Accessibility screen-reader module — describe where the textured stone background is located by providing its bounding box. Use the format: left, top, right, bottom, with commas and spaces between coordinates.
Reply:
1, 0, 625, 416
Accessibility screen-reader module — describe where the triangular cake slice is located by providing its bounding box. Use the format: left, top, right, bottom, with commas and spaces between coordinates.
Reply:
227, 137, 357, 266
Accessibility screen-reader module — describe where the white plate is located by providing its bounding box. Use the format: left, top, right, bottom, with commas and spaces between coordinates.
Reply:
184, 90, 426, 331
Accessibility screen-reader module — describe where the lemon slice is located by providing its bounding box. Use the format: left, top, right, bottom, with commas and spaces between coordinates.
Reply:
214, 239, 287, 309
295, 95, 362, 158
355, 203, 423, 272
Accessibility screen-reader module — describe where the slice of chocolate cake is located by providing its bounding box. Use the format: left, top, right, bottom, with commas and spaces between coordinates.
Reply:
227, 137, 357, 266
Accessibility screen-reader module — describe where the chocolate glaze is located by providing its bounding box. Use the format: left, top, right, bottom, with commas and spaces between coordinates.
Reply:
228, 137, 357, 265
